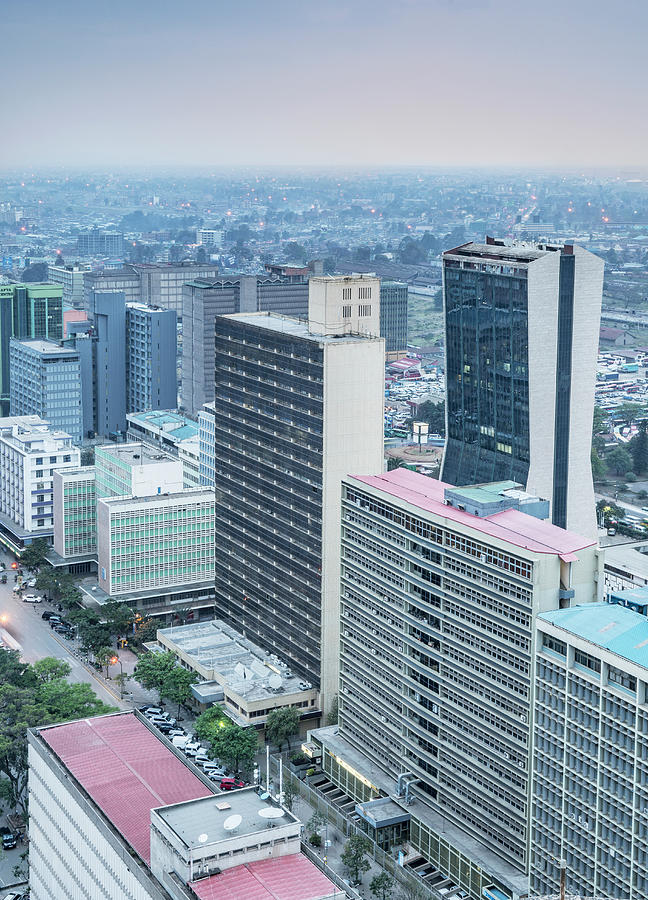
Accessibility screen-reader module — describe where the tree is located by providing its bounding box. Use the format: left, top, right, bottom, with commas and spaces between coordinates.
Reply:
194, 705, 231, 743
94, 646, 115, 678
632, 420, 648, 475
308, 811, 327, 835
211, 724, 258, 774
131, 617, 159, 647
616, 402, 646, 426
284, 241, 306, 262
387, 458, 407, 471
78, 623, 112, 655
162, 666, 198, 719
326, 694, 339, 726
102, 601, 135, 639
20, 538, 50, 572
607, 446, 633, 476
413, 400, 445, 436
39, 680, 115, 721
591, 447, 606, 481
32, 658, 71, 683
370, 872, 395, 900
80, 447, 95, 466
282, 778, 297, 812
265, 706, 300, 751
21, 262, 48, 282
341, 834, 372, 885
196, 247, 207, 264
133, 651, 178, 692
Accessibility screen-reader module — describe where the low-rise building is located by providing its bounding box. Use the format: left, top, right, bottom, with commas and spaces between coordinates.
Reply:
126, 409, 199, 455
28, 711, 340, 900
156, 619, 320, 731
47, 263, 90, 308
95, 442, 184, 499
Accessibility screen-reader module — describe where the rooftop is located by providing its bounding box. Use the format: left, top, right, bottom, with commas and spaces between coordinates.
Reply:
349, 469, 595, 559
443, 240, 566, 264
10, 338, 78, 357
223, 311, 383, 344
156, 787, 298, 847
189, 854, 341, 900
38, 713, 213, 863
127, 409, 199, 442
96, 441, 178, 467
100, 487, 214, 509
539, 603, 648, 668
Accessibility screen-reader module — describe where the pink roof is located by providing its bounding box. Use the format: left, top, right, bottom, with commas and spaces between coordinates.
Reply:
349, 469, 595, 558
40, 713, 213, 863
190, 854, 339, 900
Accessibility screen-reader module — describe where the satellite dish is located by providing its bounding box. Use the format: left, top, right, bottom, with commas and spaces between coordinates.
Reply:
268, 673, 282, 689
259, 807, 284, 819
223, 814, 242, 832
198, 833, 208, 843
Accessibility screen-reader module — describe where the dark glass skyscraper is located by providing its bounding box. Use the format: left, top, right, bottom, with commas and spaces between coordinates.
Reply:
441, 239, 603, 538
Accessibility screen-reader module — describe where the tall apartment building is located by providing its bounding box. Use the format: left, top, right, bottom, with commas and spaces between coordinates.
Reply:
441, 238, 603, 538
9, 339, 83, 442
52, 467, 97, 560
97, 488, 215, 597
532, 603, 648, 900
83, 262, 220, 315
0, 416, 79, 551
380, 280, 408, 359
181, 274, 311, 414
125, 303, 177, 413
76, 230, 124, 257
47, 263, 90, 307
0, 282, 63, 415
311, 469, 601, 900
213, 274, 384, 705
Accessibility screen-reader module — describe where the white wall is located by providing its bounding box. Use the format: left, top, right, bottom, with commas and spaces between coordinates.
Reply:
309, 275, 380, 337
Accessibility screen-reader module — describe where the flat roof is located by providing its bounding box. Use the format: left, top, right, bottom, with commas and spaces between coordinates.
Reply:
190, 854, 340, 900
443, 241, 556, 263
100, 487, 214, 510
348, 469, 595, 558
96, 441, 178, 467
127, 409, 199, 439
38, 713, 213, 863
223, 312, 382, 345
539, 603, 648, 668
156, 787, 297, 846
11, 338, 78, 356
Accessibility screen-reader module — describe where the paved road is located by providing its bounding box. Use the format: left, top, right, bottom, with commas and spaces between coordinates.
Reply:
0, 571, 126, 711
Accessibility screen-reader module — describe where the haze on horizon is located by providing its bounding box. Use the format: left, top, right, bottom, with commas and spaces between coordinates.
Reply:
5, 0, 646, 170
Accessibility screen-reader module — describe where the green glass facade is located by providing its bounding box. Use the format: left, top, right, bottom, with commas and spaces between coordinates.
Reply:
60, 471, 96, 556
95, 446, 132, 499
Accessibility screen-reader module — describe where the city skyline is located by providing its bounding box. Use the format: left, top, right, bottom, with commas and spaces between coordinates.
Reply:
4, 0, 647, 168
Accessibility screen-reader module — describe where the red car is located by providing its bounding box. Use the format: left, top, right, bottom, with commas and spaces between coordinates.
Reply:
220, 777, 245, 791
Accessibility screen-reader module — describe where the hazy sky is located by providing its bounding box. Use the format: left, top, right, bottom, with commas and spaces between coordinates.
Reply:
4, 0, 647, 169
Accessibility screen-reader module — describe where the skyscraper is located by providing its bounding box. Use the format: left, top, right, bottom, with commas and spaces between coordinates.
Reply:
212, 275, 384, 705
441, 239, 603, 537
125, 303, 177, 413
380, 280, 408, 359
91, 291, 127, 438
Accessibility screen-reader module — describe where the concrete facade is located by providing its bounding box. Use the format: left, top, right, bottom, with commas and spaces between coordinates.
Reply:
125, 303, 177, 413
53, 466, 97, 558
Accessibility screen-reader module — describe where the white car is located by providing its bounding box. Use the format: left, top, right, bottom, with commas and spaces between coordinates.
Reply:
22, 594, 42, 603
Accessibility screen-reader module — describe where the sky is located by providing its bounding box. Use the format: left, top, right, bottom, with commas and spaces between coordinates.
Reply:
3, 0, 647, 169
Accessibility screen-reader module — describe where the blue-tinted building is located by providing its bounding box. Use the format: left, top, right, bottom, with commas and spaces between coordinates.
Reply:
380, 281, 408, 359
92, 291, 127, 438
9, 338, 83, 442
125, 303, 177, 413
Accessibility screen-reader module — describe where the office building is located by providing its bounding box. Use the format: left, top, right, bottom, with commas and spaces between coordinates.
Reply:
532, 603, 648, 900
0, 416, 79, 552
0, 282, 63, 415
311, 468, 601, 900
97, 487, 214, 598
83, 262, 220, 316
380, 280, 408, 360
178, 436, 200, 488
156, 619, 320, 728
95, 442, 184, 500
47, 262, 90, 307
52, 467, 96, 561
125, 303, 177, 413
76, 230, 124, 257
213, 274, 384, 705
196, 227, 223, 246
441, 238, 603, 538
28, 712, 340, 900
126, 409, 198, 453
181, 273, 311, 414
91, 290, 127, 437
198, 404, 215, 487
9, 338, 83, 442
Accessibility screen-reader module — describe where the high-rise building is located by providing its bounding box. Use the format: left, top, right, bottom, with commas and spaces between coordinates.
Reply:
380, 280, 408, 360
0, 282, 63, 415
0, 416, 79, 551
212, 274, 384, 705
52, 467, 97, 560
76, 230, 124, 257
83, 262, 220, 316
91, 290, 127, 438
125, 303, 177, 413
181, 274, 311, 414
198, 404, 215, 487
9, 338, 83, 442
441, 239, 603, 538
47, 263, 90, 307
532, 603, 648, 900
311, 469, 601, 900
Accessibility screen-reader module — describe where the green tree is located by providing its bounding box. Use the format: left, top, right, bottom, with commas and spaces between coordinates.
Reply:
616, 402, 646, 426
387, 457, 407, 471
32, 658, 71, 683
194, 705, 232, 743
632, 420, 648, 475
133, 651, 178, 692
21, 262, 48, 282
370, 872, 395, 900
161, 666, 198, 719
80, 447, 95, 466
326, 694, 339, 726
282, 778, 297, 812
591, 447, 606, 481
607, 446, 633, 476
102, 601, 135, 639
341, 834, 372, 885
20, 538, 50, 572
308, 811, 327, 836
78, 623, 112, 655
35, 570, 59, 599
413, 400, 445, 436
94, 646, 115, 678
265, 706, 300, 751
284, 241, 306, 262
39, 680, 115, 721
211, 725, 258, 774
131, 617, 159, 647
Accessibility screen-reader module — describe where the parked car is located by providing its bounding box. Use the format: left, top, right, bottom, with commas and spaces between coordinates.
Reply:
183, 742, 201, 757
48, 616, 62, 628
220, 777, 245, 791
42, 610, 58, 620
54, 625, 74, 637
0, 574, 6, 584
22, 594, 42, 603
0, 827, 17, 850
26, 578, 36, 588
141, 707, 164, 717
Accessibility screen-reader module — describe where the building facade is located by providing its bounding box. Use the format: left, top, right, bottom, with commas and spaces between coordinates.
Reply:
95, 443, 184, 500
47, 263, 90, 307
77, 230, 124, 257
212, 277, 384, 706
198, 404, 215, 487
83, 263, 220, 316
0, 282, 63, 415
380, 280, 408, 360
313, 468, 600, 900
91, 290, 127, 438
0, 416, 79, 550
97, 488, 215, 597
532, 604, 648, 900
9, 338, 83, 442
125, 303, 177, 413
441, 239, 603, 538
53, 467, 97, 559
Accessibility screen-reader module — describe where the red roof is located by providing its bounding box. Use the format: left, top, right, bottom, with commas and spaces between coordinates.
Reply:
190, 854, 339, 900
40, 713, 213, 863
349, 469, 595, 558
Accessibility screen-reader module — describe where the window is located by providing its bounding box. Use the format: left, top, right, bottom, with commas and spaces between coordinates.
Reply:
342, 305, 352, 318
359, 304, 372, 317
542, 634, 566, 656
574, 650, 601, 674
608, 665, 636, 693
359, 286, 372, 300
342, 287, 352, 301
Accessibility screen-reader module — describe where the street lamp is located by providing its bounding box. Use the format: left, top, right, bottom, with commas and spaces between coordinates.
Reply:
110, 656, 124, 698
